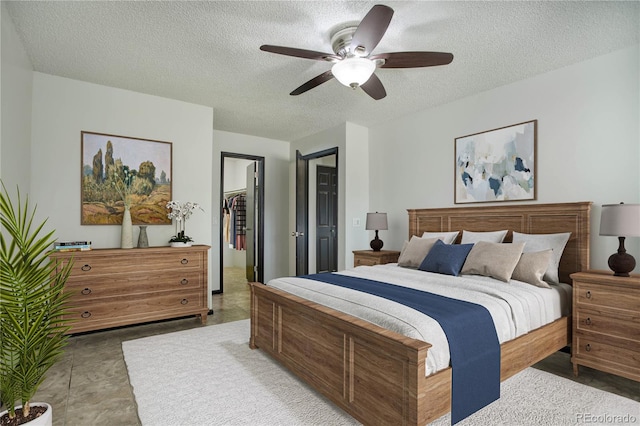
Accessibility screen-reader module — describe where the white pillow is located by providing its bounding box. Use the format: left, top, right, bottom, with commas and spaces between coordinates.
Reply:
398, 237, 439, 269
421, 231, 459, 244
461, 230, 508, 244
512, 232, 571, 283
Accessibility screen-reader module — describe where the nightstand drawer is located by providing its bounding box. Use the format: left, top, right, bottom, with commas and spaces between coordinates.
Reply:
353, 250, 400, 267
355, 257, 380, 267
575, 309, 640, 339
575, 283, 640, 312
574, 334, 640, 370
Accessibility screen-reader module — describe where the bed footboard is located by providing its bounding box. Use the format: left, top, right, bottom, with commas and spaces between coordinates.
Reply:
249, 281, 432, 425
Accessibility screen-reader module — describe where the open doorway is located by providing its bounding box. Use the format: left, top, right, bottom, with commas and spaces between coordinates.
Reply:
220, 153, 264, 293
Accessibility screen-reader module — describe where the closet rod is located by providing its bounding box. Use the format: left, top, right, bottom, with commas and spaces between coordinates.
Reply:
224, 188, 246, 196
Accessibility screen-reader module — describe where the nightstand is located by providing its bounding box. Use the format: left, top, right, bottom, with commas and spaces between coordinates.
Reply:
353, 250, 400, 267
570, 270, 640, 382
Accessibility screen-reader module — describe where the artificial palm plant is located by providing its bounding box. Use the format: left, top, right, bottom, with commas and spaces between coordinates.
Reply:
0, 183, 73, 424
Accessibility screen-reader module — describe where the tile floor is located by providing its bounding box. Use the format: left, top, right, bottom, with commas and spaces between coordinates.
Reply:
21, 268, 639, 425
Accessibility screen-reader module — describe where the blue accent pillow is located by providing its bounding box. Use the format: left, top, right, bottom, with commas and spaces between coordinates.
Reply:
418, 239, 474, 276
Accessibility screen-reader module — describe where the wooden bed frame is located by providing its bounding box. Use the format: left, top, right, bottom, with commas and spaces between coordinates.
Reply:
249, 202, 591, 425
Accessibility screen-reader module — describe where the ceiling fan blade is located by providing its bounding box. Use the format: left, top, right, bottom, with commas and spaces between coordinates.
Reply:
290, 70, 335, 96
350, 5, 394, 56
360, 73, 386, 100
260, 45, 341, 62
371, 52, 454, 68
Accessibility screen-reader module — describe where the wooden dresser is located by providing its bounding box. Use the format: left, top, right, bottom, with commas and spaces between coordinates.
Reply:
353, 250, 400, 267
50, 245, 210, 334
570, 270, 640, 382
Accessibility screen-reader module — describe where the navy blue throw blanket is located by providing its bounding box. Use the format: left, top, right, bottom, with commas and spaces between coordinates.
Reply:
301, 273, 500, 424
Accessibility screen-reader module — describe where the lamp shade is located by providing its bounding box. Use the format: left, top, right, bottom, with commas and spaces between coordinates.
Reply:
332, 57, 376, 88
599, 203, 640, 237
365, 212, 388, 231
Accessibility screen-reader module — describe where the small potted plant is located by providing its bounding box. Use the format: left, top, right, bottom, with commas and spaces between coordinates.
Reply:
0, 183, 74, 426
166, 200, 203, 247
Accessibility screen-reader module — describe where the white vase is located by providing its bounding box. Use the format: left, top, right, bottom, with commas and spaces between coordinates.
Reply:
121, 207, 134, 249
0, 402, 53, 426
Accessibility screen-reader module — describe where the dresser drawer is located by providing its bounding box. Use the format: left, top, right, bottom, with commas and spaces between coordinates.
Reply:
57, 251, 203, 277
65, 289, 205, 326
575, 309, 640, 340
575, 282, 640, 312
64, 270, 203, 299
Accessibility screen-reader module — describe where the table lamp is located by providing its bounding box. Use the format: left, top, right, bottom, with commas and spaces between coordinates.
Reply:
599, 202, 640, 277
366, 212, 388, 252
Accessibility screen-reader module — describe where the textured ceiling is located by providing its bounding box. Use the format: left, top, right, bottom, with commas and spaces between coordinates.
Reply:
4, 1, 639, 142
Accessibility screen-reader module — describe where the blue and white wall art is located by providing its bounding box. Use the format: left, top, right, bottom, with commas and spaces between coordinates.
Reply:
455, 120, 537, 204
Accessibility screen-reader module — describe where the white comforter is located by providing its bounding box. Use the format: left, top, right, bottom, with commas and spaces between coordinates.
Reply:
266, 264, 572, 376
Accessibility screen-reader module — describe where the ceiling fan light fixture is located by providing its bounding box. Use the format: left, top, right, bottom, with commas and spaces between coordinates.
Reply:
332, 57, 376, 88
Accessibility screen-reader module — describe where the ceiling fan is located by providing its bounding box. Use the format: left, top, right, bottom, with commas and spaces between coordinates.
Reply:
260, 4, 454, 100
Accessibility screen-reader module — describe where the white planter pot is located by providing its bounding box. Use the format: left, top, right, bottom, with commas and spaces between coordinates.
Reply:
0, 402, 53, 426
170, 242, 193, 247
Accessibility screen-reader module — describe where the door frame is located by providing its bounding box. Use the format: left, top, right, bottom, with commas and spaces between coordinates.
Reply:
218, 152, 265, 293
296, 147, 338, 276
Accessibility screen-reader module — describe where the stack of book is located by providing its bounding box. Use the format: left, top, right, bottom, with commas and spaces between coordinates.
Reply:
53, 241, 92, 252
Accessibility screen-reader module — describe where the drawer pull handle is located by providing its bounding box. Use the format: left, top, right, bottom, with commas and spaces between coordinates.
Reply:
180, 279, 189, 285
181, 258, 188, 265
585, 291, 591, 299
81, 288, 92, 295
81, 264, 92, 272
585, 343, 591, 352
181, 299, 189, 305
81, 311, 92, 319
585, 317, 591, 326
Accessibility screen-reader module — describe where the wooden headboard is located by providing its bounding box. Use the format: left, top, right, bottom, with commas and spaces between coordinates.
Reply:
407, 202, 592, 284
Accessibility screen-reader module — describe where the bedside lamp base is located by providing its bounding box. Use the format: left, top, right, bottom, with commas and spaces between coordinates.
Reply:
370, 230, 383, 252
608, 237, 636, 277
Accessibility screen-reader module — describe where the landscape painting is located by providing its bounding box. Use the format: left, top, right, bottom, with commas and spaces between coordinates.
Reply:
455, 120, 537, 204
81, 131, 172, 225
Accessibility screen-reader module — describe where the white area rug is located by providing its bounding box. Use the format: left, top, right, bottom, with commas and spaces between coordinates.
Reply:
123, 319, 639, 426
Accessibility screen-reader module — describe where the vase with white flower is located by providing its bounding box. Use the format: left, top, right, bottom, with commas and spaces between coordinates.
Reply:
167, 200, 203, 247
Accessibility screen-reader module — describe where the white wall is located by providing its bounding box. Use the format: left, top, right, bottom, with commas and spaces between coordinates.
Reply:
344, 122, 371, 263
0, 2, 33, 190
213, 130, 290, 290
31, 73, 214, 247
369, 45, 640, 272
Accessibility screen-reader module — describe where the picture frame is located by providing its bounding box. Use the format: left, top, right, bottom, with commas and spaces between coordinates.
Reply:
81, 131, 173, 225
454, 120, 537, 204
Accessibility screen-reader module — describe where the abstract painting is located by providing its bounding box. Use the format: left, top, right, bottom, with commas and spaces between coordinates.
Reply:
81, 131, 172, 225
455, 120, 537, 204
